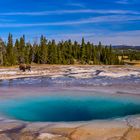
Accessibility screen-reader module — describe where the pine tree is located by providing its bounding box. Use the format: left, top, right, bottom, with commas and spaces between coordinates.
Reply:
7, 33, 16, 66
0, 39, 4, 65
81, 38, 86, 64
19, 35, 26, 63
0, 34, 121, 66
40, 35, 48, 64
14, 39, 20, 64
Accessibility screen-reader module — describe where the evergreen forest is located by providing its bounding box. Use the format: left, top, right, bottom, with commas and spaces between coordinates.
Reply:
0, 34, 126, 66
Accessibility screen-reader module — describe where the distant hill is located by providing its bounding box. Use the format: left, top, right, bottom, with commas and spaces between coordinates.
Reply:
113, 45, 140, 50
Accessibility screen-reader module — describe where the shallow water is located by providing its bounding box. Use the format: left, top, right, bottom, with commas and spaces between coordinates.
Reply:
0, 75, 140, 88
0, 93, 140, 122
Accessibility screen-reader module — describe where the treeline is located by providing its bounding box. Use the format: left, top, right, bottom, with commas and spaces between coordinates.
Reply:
0, 34, 121, 66
129, 51, 140, 61
121, 50, 140, 61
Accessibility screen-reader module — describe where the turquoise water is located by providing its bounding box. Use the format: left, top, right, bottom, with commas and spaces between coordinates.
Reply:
0, 94, 140, 122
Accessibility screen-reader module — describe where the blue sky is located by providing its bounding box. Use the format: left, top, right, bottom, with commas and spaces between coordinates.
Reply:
0, 0, 140, 45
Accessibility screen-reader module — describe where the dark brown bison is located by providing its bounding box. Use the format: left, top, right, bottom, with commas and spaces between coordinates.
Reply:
19, 64, 31, 72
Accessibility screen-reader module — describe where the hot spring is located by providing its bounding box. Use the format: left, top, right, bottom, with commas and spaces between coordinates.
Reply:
0, 92, 140, 122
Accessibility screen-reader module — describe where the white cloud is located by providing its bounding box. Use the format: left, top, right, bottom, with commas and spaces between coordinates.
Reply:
2, 30, 140, 45
0, 19, 14, 22
0, 9, 139, 16
49, 30, 140, 46
115, 0, 139, 5
115, 0, 129, 4
96, 30, 140, 45
0, 15, 139, 28
66, 3, 86, 8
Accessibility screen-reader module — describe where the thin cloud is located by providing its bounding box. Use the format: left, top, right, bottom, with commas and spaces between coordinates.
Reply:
50, 30, 140, 38
44, 30, 140, 45
0, 9, 139, 16
2, 30, 140, 45
115, 0, 129, 4
66, 3, 86, 8
115, 0, 138, 4
0, 18, 15, 22
0, 15, 139, 28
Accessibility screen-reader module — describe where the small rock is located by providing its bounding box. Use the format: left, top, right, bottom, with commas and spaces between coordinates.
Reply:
38, 133, 69, 140
38, 133, 61, 140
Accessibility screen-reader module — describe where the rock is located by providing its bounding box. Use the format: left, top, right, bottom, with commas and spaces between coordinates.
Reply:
37, 133, 69, 140
17, 132, 38, 140
0, 122, 25, 132
70, 121, 128, 140
21, 123, 48, 133
126, 129, 140, 140
38, 133, 59, 139
0, 134, 11, 140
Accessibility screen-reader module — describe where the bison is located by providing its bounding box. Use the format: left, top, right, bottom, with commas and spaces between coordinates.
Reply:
19, 64, 31, 72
